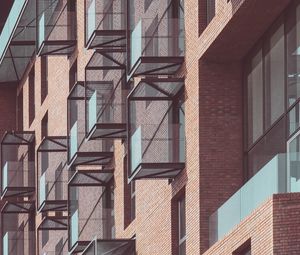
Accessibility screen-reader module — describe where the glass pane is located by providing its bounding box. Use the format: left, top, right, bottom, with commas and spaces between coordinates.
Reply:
71, 209, 79, 247
247, 50, 263, 146
39, 172, 46, 205
288, 102, 300, 135
287, 5, 300, 106
2, 162, 8, 191
0, 0, 27, 61
264, 24, 285, 128
130, 127, 142, 173
88, 90, 97, 132
288, 133, 300, 192
87, 0, 96, 40
179, 197, 186, 239
3, 232, 8, 255
70, 121, 78, 160
248, 118, 286, 177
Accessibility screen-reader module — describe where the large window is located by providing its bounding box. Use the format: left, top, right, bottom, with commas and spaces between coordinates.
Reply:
287, 5, 300, 107
245, 4, 300, 178
178, 196, 186, 255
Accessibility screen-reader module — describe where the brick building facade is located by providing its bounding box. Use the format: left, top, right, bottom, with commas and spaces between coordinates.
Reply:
0, 0, 299, 254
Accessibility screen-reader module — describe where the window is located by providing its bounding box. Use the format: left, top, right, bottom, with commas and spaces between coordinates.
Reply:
178, 196, 186, 255
124, 154, 136, 228
207, 0, 215, 24
286, 5, 300, 107
264, 24, 285, 129
131, 180, 136, 221
247, 49, 263, 146
29, 66, 35, 126
69, 60, 77, 91
233, 240, 251, 255
17, 88, 23, 130
41, 56, 48, 104
41, 112, 48, 139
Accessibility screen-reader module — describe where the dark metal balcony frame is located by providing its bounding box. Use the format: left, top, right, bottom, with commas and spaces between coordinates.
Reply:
84, 0, 126, 49
37, 136, 68, 212
67, 169, 114, 254
85, 49, 128, 140
38, 215, 68, 231
0, 0, 36, 83
82, 238, 136, 255
127, 78, 185, 182
1, 131, 35, 199
126, 0, 184, 78
68, 82, 114, 169
1, 201, 35, 214
37, 0, 77, 56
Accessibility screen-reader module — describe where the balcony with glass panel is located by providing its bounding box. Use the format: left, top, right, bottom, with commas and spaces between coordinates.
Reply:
68, 170, 118, 253
1, 131, 35, 199
37, 136, 68, 212
209, 149, 300, 246
37, 0, 77, 56
128, 15, 184, 77
38, 215, 68, 255
68, 82, 114, 169
0, 0, 36, 83
128, 78, 185, 181
1, 201, 36, 255
85, 50, 130, 140
85, 0, 126, 49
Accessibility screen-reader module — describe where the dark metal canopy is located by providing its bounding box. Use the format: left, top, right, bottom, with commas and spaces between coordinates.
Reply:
37, 136, 68, 152
82, 238, 136, 255
1, 201, 34, 214
1, 131, 35, 145
0, 0, 36, 83
38, 215, 68, 231
68, 169, 113, 186
128, 78, 185, 101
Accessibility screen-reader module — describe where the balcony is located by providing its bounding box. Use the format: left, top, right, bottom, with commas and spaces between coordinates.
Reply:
1, 201, 36, 255
68, 82, 114, 169
68, 169, 115, 253
85, 50, 130, 140
1, 131, 35, 199
85, 0, 126, 49
128, 78, 185, 181
82, 238, 136, 255
37, 136, 68, 212
38, 216, 68, 254
0, 0, 35, 83
37, 0, 76, 56
209, 153, 299, 245
128, 16, 184, 77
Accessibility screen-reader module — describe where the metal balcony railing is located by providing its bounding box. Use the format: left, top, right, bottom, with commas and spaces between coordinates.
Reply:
37, 136, 68, 212
85, 50, 130, 140
1, 201, 36, 255
85, 0, 126, 49
37, 0, 77, 56
128, 78, 185, 181
68, 82, 114, 169
68, 171, 114, 253
1, 131, 35, 199
0, 0, 35, 83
